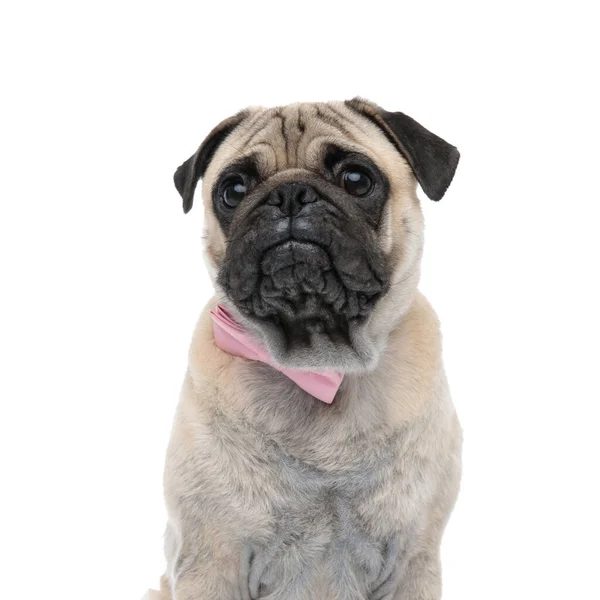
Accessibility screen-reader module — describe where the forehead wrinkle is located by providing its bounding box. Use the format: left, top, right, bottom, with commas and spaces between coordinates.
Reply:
247, 141, 279, 175
319, 105, 360, 142
248, 113, 294, 172
282, 106, 305, 168
239, 108, 264, 132
233, 109, 265, 146
212, 134, 252, 167
239, 109, 277, 149
296, 107, 307, 159
276, 110, 289, 168
297, 106, 307, 133
313, 105, 361, 145
328, 103, 374, 137
294, 104, 321, 166
244, 116, 284, 146
229, 103, 397, 179
300, 134, 355, 169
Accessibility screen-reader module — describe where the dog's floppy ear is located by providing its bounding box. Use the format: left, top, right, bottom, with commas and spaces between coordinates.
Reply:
174, 111, 248, 213
345, 98, 459, 201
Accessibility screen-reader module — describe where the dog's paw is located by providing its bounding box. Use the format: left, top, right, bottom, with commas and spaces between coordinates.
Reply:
368, 534, 410, 600
239, 543, 277, 600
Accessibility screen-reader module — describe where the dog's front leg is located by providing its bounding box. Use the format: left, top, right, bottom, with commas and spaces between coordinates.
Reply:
374, 496, 454, 600
390, 550, 442, 600
375, 505, 455, 599
160, 519, 249, 600
368, 546, 441, 600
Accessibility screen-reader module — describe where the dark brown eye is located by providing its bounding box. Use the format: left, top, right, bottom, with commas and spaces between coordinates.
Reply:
341, 169, 372, 197
222, 178, 247, 208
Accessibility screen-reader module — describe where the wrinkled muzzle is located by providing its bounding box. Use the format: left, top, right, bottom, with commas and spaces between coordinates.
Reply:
217, 180, 389, 345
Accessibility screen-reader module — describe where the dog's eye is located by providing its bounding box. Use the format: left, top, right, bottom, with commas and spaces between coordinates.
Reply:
341, 169, 372, 197
222, 178, 247, 208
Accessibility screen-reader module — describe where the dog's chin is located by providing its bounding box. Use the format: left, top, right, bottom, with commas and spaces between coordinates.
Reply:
218, 239, 388, 373
245, 313, 384, 373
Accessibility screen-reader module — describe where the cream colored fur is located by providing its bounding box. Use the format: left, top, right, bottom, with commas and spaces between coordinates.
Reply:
144, 101, 461, 600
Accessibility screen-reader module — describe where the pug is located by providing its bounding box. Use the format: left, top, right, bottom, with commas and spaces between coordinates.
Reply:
144, 99, 462, 600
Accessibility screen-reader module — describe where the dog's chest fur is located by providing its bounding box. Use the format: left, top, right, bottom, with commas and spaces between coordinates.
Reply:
167, 358, 451, 599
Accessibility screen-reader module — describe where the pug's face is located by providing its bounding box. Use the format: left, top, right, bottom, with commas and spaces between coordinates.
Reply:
175, 99, 459, 372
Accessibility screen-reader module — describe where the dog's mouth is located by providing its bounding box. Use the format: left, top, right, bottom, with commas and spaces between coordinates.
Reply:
219, 237, 386, 348
259, 240, 355, 341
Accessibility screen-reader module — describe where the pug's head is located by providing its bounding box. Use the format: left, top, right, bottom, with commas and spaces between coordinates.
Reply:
174, 99, 459, 373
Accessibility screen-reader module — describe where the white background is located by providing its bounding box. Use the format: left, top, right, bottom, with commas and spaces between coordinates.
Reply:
1, 1, 599, 599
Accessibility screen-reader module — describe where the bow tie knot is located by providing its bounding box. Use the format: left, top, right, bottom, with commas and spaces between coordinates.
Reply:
210, 305, 343, 404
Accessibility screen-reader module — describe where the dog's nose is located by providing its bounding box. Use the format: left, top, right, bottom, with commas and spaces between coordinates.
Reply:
265, 182, 318, 216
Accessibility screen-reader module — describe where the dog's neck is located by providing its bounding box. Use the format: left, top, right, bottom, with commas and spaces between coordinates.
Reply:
210, 304, 344, 404
187, 292, 440, 454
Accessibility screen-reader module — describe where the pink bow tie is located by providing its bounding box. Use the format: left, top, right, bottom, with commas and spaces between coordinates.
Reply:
210, 305, 344, 404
